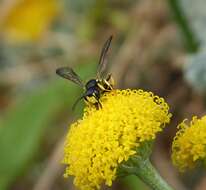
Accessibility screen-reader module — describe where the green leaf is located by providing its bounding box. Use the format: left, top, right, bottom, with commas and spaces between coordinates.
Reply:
184, 51, 206, 92
168, 0, 199, 52
0, 63, 96, 190
169, 0, 206, 92
179, 0, 206, 49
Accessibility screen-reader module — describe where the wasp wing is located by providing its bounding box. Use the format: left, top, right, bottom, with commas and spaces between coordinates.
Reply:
56, 67, 84, 87
97, 35, 113, 79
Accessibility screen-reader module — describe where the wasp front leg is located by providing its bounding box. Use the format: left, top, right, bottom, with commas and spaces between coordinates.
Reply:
106, 74, 114, 88
97, 75, 114, 92
84, 92, 102, 109
97, 82, 109, 91
92, 93, 102, 109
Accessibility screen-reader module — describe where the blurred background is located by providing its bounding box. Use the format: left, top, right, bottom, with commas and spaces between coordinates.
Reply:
0, 0, 206, 189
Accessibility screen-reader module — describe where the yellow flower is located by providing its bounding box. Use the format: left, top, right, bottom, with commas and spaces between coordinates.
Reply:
63, 89, 171, 190
0, 0, 59, 43
172, 116, 206, 171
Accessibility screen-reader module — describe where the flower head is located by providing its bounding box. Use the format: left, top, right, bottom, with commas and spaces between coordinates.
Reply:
1, 0, 59, 43
63, 89, 171, 190
172, 116, 206, 171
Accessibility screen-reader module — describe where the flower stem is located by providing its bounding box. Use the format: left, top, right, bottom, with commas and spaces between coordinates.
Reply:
133, 158, 174, 190
118, 142, 174, 190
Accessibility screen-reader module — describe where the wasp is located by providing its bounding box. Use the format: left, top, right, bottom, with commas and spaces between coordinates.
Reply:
56, 35, 114, 110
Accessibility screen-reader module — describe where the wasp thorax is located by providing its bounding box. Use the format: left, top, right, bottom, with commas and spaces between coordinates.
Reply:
85, 79, 97, 90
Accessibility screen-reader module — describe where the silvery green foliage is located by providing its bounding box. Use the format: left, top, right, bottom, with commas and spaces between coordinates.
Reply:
180, 0, 206, 92
180, 0, 206, 47
184, 51, 206, 92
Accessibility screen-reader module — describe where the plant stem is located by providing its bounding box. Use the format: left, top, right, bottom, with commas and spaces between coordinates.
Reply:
168, 0, 199, 53
119, 142, 174, 190
132, 158, 174, 190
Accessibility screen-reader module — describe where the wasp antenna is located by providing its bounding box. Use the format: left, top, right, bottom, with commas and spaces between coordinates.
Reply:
72, 96, 84, 111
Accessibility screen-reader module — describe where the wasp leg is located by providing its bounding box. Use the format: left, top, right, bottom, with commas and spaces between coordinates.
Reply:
106, 74, 114, 88
94, 100, 102, 109
97, 82, 112, 92
97, 82, 108, 91
97, 74, 114, 92
97, 99, 102, 109
103, 79, 113, 90
84, 96, 90, 106
92, 93, 102, 109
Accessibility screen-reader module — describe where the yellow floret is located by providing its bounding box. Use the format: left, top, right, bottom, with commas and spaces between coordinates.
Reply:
63, 89, 171, 190
172, 116, 206, 171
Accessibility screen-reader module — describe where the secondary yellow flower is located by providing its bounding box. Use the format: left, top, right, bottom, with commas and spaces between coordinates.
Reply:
0, 0, 59, 43
63, 89, 171, 190
172, 116, 206, 171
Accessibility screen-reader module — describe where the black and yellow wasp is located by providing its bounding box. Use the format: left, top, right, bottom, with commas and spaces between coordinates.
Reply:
56, 36, 114, 110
